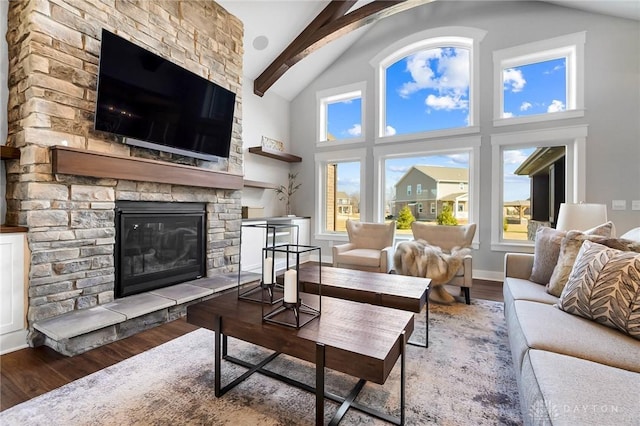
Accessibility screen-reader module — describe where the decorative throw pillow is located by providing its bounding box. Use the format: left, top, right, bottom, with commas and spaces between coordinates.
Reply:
530, 227, 566, 284
546, 222, 616, 296
557, 240, 640, 340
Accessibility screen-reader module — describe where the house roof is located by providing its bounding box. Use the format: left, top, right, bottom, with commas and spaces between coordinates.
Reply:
336, 191, 350, 199
440, 192, 468, 202
412, 165, 469, 183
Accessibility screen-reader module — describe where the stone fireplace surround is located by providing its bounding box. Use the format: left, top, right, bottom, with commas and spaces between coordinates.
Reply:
4, 1, 246, 355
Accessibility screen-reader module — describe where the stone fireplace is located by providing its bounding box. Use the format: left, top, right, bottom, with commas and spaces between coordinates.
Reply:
4, 0, 245, 354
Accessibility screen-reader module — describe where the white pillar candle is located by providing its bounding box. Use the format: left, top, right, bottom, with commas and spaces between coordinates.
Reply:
262, 257, 273, 285
284, 269, 297, 304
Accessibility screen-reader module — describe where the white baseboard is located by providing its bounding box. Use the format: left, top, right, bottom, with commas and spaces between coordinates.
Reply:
1, 329, 28, 355
472, 270, 504, 282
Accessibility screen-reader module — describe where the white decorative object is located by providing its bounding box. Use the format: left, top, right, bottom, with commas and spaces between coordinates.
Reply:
262, 257, 273, 285
556, 203, 608, 232
261, 136, 284, 152
283, 269, 297, 304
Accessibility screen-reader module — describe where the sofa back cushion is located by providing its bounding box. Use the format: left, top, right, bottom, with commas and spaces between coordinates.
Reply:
410, 222, 476, 252
346, 219, 396, 250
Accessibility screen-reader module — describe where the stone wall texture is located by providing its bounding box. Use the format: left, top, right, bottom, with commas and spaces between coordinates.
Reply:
4, 0, 244, 346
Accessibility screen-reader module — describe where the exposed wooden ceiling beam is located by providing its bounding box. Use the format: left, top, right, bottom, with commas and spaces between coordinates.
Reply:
254, 0, 431, 97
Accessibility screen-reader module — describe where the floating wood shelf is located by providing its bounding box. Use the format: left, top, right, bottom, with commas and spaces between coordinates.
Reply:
51, 146, 243, 190
0, 146, 20, 160
0, 225, 28, 233
248, 146, 302, 163
243, 179, 278, 189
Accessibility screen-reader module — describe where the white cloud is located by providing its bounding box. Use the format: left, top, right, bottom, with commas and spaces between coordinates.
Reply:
447, 153, 469, 165
397, 47, 470, 107
385, 125, 397, 136
503, 68, 526, 92
503, 111, 514, 118
547, 100, 565, 112
503, 149, 530, 165
520, 102, 532, 111
347, 124, 361, 136
388, 165, 409, 173
425, 94, 468, 110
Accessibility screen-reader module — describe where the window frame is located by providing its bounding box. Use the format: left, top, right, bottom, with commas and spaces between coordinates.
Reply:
370, 26, 487, 144
373, 135, 481, 247
316, 82, 367, 146
314, 148, 367, 240
493, 31, 586, 127
490, 125, 588, 252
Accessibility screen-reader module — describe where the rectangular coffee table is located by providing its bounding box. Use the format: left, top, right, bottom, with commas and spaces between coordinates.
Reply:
187, 291, 414, 425
296, 264, 431, 348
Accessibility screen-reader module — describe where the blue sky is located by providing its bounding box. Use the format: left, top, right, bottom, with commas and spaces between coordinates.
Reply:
328, 49, 566, 203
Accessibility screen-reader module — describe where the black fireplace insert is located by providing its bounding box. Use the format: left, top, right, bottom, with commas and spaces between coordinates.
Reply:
115, 201, 206, 298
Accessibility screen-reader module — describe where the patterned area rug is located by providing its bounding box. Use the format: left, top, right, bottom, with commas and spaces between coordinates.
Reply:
1, 300, 522, 425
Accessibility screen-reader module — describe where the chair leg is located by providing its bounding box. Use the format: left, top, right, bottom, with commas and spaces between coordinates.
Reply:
463, 287, 470, 305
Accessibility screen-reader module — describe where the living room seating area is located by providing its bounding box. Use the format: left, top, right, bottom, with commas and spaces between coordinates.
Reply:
503, 226, 640, 424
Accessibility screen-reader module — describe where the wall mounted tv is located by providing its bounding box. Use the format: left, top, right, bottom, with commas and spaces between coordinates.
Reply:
94, 29, 236, 161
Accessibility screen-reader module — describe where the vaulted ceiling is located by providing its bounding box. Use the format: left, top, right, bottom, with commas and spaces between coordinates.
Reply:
217, 0, 640, 101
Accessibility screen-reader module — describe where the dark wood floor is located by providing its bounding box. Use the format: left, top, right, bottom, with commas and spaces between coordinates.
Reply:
0, 279, 503, 412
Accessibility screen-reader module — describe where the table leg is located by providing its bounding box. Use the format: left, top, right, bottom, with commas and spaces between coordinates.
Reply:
316, 343, 325, 426
401, 330, 406, 425
214, 315, 222, 397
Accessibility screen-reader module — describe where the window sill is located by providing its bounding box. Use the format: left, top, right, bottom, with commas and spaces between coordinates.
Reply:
493, 109, 585, 127
314, 232, 348, 242
375, 126, 480, 145
491, 241, 535, 253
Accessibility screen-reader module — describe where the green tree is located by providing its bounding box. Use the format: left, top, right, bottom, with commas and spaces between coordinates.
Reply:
436, 204, 458, 225
396, 205, 415, 229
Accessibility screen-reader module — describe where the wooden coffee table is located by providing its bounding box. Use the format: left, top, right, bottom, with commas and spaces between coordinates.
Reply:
296, 264, 431, 348
187, 291, 414, 425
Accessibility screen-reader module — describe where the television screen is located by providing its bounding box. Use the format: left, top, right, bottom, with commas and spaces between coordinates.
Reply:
94, 29, 236, 160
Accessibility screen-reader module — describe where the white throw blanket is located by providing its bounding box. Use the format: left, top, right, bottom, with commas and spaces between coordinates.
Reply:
394, 239, 471, 304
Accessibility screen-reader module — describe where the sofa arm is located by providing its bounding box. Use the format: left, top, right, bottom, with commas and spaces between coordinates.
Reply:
504, 253, 534, 280
332, 243, 356, 266
380, 245, 394, 273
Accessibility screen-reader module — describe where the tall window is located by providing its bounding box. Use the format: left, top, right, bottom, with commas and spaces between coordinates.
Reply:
380, 149, 472, 237
317, 82, 366, 144
371, 27, 486, 142
494, 32, 585, 126
491, 125, 588, 250
315, 149, 366, 236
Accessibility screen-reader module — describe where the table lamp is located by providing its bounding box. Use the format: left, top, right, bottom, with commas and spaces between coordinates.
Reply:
555, 203, 608, 231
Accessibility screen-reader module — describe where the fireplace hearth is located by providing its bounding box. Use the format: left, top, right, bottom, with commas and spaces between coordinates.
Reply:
115, 201, 206, 298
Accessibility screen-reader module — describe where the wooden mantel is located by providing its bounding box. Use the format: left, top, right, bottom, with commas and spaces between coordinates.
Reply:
51, 146, 243, 190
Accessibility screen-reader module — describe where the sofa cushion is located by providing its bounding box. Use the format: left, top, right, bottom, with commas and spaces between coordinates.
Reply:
509, 300, 640, 373
336, 248, 382, 267
529, 227, 566, 284
522, 349, 640, 426
504, 277, 559, 308
547, 224, 616, 296
558, 240, 640, 340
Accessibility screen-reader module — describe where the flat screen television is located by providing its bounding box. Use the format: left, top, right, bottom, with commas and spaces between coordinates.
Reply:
94, 29, 236, 161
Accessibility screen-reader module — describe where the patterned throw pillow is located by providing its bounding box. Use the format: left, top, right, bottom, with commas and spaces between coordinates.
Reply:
546, 222, 616, 296
557, 240, 640, 340
530, 227, 566, 284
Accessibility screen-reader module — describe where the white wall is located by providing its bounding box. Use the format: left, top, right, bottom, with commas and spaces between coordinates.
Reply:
241, 77, 294, 218
289, 1, 640, 277
1, 0, 9, 224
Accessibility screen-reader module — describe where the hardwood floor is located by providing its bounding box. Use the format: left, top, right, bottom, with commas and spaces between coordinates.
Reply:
0, 279, 503, 412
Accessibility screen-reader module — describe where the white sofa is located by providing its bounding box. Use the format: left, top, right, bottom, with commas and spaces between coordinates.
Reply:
503, 229, 640, 425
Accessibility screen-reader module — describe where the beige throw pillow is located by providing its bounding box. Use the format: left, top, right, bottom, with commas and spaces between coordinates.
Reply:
530, 227, 566, 285
557, 240, 640, 340
546, 222, 615, 296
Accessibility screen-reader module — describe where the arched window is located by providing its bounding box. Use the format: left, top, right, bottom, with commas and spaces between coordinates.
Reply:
371, 27, 486, 142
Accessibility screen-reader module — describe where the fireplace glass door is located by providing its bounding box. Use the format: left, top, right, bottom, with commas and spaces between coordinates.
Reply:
115, 202, 206, 298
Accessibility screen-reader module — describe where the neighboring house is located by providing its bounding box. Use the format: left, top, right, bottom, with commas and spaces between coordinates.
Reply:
394, 166, 469, 221
335, 191, 353, 215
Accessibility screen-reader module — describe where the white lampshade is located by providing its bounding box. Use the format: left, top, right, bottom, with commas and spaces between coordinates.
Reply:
555, 203, 608, 232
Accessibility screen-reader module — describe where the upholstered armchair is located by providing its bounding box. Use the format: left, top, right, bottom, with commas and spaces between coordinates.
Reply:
407, 222, 476, 304
332, 220, 396, 273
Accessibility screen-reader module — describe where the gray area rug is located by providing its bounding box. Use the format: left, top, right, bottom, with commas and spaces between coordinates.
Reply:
1, 300, 522, 425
